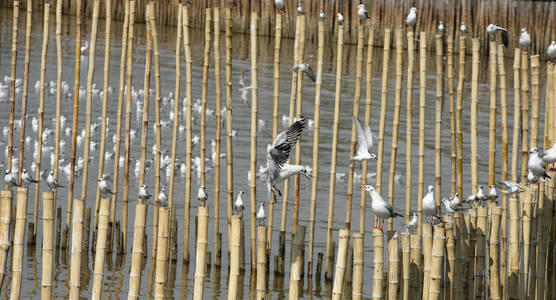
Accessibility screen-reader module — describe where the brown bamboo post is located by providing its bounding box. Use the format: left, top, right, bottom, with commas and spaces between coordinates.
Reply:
93, 0, 111, 237
248, 11, 259, 271
470, 39, 479, 192
224, 5, 234, 259
372, 228, 384, 299
428, 225, 445, 300
53, 0, 63, 208
324, 21, 344, 280
212, 5, 222, 268
447, 36, 456, 196
10, 188, 28, 299
444, 223, 455, 299
138, 5, 151, 194
401, 233, 410, 300
0, 191, 12, 286
520, 51, 530, 183
6, 1, 19, 189
154, 208, 170, 300
41, 192, 54, 299
488, 41, 498, 186
422, 222, 433, 300
454, 213, 466, 299
489, 206, 502, 299
511, 49, 521, 184
530, 55, 540, 148
193, 206, 209, 299
228, 216, 241, 300
474, 206, 487, 298
69, 198, 84, 299
521, 188, 534, 299
182, 4, 192, 264
409, 234, 422, 296
91, 198, 110, 300
308, 17, 324, 277
467, 208, 478, 299
498, 44, 509, 297
127, 203, 147, 300
386, 29, 403, 231
405, 30, 415, 229
352, 233, 364, 300
17, 0, 31, 189
388, 232, 400, 299
434, 34, 443, 213
417, 32, 427, 236
200, 8, 211, 189
256, 226, 267, 299
331, 229, 350, 300
456, 36, 465, 197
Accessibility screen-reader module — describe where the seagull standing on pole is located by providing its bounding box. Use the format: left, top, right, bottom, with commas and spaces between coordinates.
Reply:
528, 147, 551, 179
256, 202, 266, 225
139, 184, 152, 201
337, 13, 344, 25
361, 185, 403, 230
297, 3, 305, 15
548, 41, 556, 64
460, 22, 468, 34
438, 21, 446, 34
158, 186, 168, 207
358, 4, 369, 20
98, 175, 115, 198
405, 7, 418, 27
274, 0, 285, 12
498, 180, 523, 195
234, 191, 245, 215
519, 28, 532, 49
22, 169, 39, 187
406, 212, 418, 232
4, 170, 18, 188
349, 115, 377, 165
487, 24, 509, 47
198, 185, 207, 206
422, 185, 438, 219
46, 171, 64, 191
319, 9, 326, 20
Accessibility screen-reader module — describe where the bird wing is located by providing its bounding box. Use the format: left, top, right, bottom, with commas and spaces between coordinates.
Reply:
364, 125, 374, 151
290, 65, 300, 72
268, 116, 306, 179
498, 27, 509, 47
304, 66, 316, 82
352, 115, 368, 156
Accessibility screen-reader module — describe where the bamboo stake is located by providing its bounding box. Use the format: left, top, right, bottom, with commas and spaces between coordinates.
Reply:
154, 208, 170, 300
256, 226, 267, 299
376, 28, 392, 198
69, 198, 84, 299
212, 6, 222, 268
324, 22, 344, 280
138, 7, 151, 191
352, 233, 364, 300
386, 29, 403, 231
332, 229, 350, 300
467, 208, 478, 299
405, 30, 415, 228
41, 192, 54, 300
422, 222, 432, 300
288, 245, 302, 299
417, 32, 427, 236
470, 39, 480, 192
489, 206, 502, 299
498, 44, 509, 297
520, 52, 530, 183
511, 48, 521, 184
9, 188, 28, 300
456, 36, 465, 197
249, 11, 259, 271
388, 232, 400, 299
372, 228, 384, 299
200, 8, 211, 188
0, 191, 11, 286
193, 206, 209, 299
434, 34, 443, 213
224, 6, 234, 260
453, 213, 465, 299
91, 198, 110, 300
444, 223, 455, 299
488, 41, 498, 186
6, 1, 19, 189
308, 18, 324, 276
182, 4, 192, 264
401, 233, 410, 300
127, 203, 147, 299
530, 55, 540, 148
428, 225, 445, 300
474, 206, 487, 298
228, 216, 240, 300
521, 188, 534, 299
17, 0, 32, 189
409, 234, 422, 296
53, 0, 62, 209
447, 37, 456, 196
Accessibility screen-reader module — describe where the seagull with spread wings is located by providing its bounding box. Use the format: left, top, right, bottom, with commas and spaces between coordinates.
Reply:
349, 115, 377, 165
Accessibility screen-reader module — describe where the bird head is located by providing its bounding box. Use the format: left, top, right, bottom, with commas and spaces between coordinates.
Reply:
49, 171, 54, 176
410, 7, 419, 15
441, 197, 449, 203
370, 153, 377, 160
361, 184, 374, 192
427, 185, 434, 192
238, 191, 244, 196
200, 185, 206, 190
521, 28, 527, 33
529, 147, 538, 154
411, 212, 418, 217
461, 21, 465, 26
358, 4, 365, 9
23, 169, 27, 173
5, 170, 10, 175
301, 166, 312, 181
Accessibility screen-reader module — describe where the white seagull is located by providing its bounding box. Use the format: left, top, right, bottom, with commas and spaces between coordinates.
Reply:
256, 202, 266, 225
488, 185, 498, 202
406, 7, 418, 27
337, 13, 344, 25
349, 115, 377, 165
22, 169, 39, 187
548, 41, 556, 64
158, 186, 168, 207
422, 185, 437, 218
406, 212, 418, 232
98, 176, 115, 197
4, 170, 17, 188
138, 184, 152, 201
297, 3, 305, 15
47, 171, 64, 191
519, 28, 532, 48
498, 180, 523, 195
234, 191, 245, 215
358, 4, 369, 20
361, 185, 403, 230
528, 147, 551, 179
438, 21, 445, 33
274, 0, 285, 11
319, 9, 326, 20
487, 24, 509, 47
542, 143, 556, 163
460, 22, 468, 34
291, 63, 316, 82
198, 185, 207, 206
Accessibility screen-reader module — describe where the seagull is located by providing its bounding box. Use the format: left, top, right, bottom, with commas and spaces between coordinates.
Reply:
442, 197, 467, 214
450, 193, 461, 207
528, 147, 551, 179
319, 9, 326, 20
548, 41, 556, 64
406, 7, 418, 27
498, 180, 523, 195
4, 170, 18, 188
198, 185, 207, 206
274, 0, 285, 12
358, 4, 369, 20
46, 171, 64, 191
476, 185, 489, 203
438, 21, 445, 33
487, 185, 498, 202
519, 28, 532, 48
422, 185, 438, 218
22, 169, 39, 186
460, 22, 468, 34
349, 116, 377, 165
256, 202, 266, 225
98, 176, 115, 197
361, 185, 403, 230
297, 3, 305, 15
138, 184, 152, 201
291, 63, 316, 82
337, 13, 344, 25
234, 191, 245, 215
406, 212, 418, 232
542, 143, 556, 163
266, 116, 307, 200
158, 186, 168, 207
487, 24, 509, 47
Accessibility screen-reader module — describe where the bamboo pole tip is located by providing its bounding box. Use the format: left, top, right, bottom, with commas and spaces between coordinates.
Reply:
16, 187, 28, 194
338, 229, 350, 239
42, 191, 54, 199
0, 190, 12, 198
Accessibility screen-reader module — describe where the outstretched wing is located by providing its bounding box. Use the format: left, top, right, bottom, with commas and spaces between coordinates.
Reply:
304, 66, 316, 82
268, 116, 306, 179
364, 125, 374, 151
352, 115, 368, 157
498, 27, 509, 47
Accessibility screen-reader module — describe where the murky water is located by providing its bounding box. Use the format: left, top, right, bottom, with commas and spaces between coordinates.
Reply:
0, 8, 548, 299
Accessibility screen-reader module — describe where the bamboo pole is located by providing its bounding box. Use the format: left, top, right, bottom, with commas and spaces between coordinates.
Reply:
41, 192, 54, 300
182, 4, 192, 264
6, 1, 19, 189
53, 0, 62, 209
332, 229, 350, 300
470, 39, 479, 192
127, 203, 147, 300
489, 206, 502, 299
10, 188, 28, 300
376, 28, 392, 198
138, 6, 151, 192
388, 232, 400, 299
69, 198, 84, 299
456, 36, 465, 197
324, 22, 344, 280
0, 191, 11, 286
18, 0, 32, 193
422, 222, 433, 300
467, 208, 478, 299
401, 233, 410, 300
386, 29, 403, 231
447, 36, 456, 196
372, 228, 384, 299
474, 206, 487, 298
520, 51, 530, 183
498, 44, 509, 297
428, 225, 445, 300
409, 234, 422, 296
154, 208, 170, 300
511, 49, 521, 185
488, 41, 498, 186
308, 18, 324, 277
521, 188, 534, 299
228, 216, 240, 300
249, 11, 259, 271
352, 233, 364, 300
224, 6, 234, 260
454, 213, 465, 299
417, 32, 427, 236
444, 223, 455, 300
530, 55, 540, 148
434, 34, 443, 213
193, 206, 209, 299
212, 6, 222, 268
91, 198, 110, 300
405, 30, 415, 229
200, 8, 211, 188
256, 226, 267, 299
288, 245, 302, 300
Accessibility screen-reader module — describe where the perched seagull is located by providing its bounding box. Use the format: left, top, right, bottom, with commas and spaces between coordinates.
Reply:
234, 191, 245, 215
256, 202, 266, 225
527, 170, 539, 184
361, 185, 403, 230
405, 7, 418, 27
291, 63, 316, 82
460, 22, 468, 34
406, 212, 418, 232
548, 41, 556, 64
319, 9, 326, 20
542, 143, 556, 163
198, 185, 207, 206
4, 170, 17, 188
337, 13, 344, 25
46, 171, 64, 191
450, 193, 461, 207
22, 169, 39, 186
266, 116, 307, 200
498, 180, 523, 195
487, 24, 509, 47
438, 21, 446, 33
488, 185, 498, 202
297, 3, 305, 15
476, 185, 489, 203
442, 198, 466, 214
422, 185, 437, 218
98, 176, 115, 197
528, 147, 551, 179
349, 116, 377, 165
138, 185, 152, 201
519, 28, 532, 48
158, 186, 168, 207
358, 4, 369, 20
274, 0, 285, 12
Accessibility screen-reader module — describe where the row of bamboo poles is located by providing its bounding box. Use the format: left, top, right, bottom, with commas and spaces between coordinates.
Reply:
1, 0, 556, 299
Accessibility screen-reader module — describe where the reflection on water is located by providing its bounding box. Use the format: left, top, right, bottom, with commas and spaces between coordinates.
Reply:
0, 7, 548, 299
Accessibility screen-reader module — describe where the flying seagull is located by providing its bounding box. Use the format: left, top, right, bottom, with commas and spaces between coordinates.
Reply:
291, 63, 316, 82
349, 115, 377, 165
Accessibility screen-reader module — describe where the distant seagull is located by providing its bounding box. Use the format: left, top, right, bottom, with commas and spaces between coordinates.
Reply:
158, 186, 168, 207
358, 4, 369, 20
274, 0, 285, 11
542, 143, 556, 163
319, 9, 326, 20
349, 116, 377, 165
291, 63, 316, 82
487, 24, 509, 47
422, 185, 437, 218
297, 3, 305, 15
47, 171, 64, 191
460, 22, 468, 34
4, 170, 17, 188
498, 180, 523, 195
337, 13, 344, 25
406, 212, 418, 232
98, 176, 115, 198
198, 185, 207, 206
548, 41, 556, 64
22, 169, 39, 187
256, 202, 266, 225
519, 28, 532, 48
438, 21, 445, 33
528, 147, 551, 179
406, 7, 418, 27
361, 185, 403, 230
234, 191, 245, 215
138, 184, 152, 201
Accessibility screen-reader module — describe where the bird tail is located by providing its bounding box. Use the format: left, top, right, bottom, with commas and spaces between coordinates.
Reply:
543, 172, 552, 179
394, 212, 404, 218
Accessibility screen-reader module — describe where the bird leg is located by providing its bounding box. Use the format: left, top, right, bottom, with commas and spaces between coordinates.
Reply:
271, 185, 282, 197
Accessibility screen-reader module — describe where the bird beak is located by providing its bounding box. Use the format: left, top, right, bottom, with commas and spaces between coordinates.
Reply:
304, 172, 312, 181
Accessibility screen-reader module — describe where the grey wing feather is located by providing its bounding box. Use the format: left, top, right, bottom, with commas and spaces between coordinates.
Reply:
498, 28, 509, 47
364, 125, 374, 151
304, 67, 316, 82
352, 116, 368, 155
267, 116, 306, 177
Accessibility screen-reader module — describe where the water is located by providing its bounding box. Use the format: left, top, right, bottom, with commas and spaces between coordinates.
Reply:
0, 8, 548, 299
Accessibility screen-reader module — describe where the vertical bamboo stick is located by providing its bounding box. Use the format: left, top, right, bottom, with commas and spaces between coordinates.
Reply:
454, 214, 465, 299
444, 223, 455, 299
308, 18, 324, 276
193, 206, 208, 300
405, 30, 415, 228
401, 233, 410, 300
182, 4, 192, 264
228, 216, 241, 300
53, 0, 63, 208
0, 191, 11, 286
41, 192, 54, 300
489, 206, 502, 299
154, 208, 170, 300
417, 32, 427, 236
332, 229, 350, 300
376, 28, 392, 198
422, 222, 433, 300
69, 198, 84, 299
224, 5, 234, 259
456, 36, 465, 197
288, 244, 302, 299
434, 34, 443, 213
256, 226, 267, 299
6, 1, 19, 189
474, 206, 487, 298
127, 203, 147, 300
138, 3, 151, 204
428, 225, 445, 300
91, 198, 110, 300
324, 21, 344, 280
520, 51, 530, 183
498, 44, 509, 297
212, 6, 222, 268
388, 232, 400, 299
352, 233, 364, 300
372, 228, 384, 299
447, 36, 456, 195
530, 55, 540, 148
467, 208, 478, 299
10, 188, 28, 300
511, 49, 521, 184
488, 41, 498, 186
18, 0, 32, 189
249, 11, 259, 271
200, 8, 211, 188
521, 189, 534, 299
409, 234, 422, 295
386, 29, 403, 231
470, 39, 480, 192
